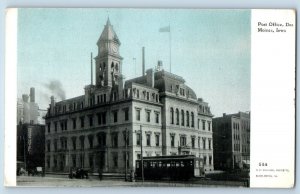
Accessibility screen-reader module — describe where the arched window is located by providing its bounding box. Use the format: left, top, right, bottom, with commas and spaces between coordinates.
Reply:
176, 109, 179, 125
103, 62, 106, 69
111, 62, 114, 68
181, 110, 184, 126
115, 63, 119, 72
186, 111, 190, 127
170, 108, 174, 124
191, 112, 194, 127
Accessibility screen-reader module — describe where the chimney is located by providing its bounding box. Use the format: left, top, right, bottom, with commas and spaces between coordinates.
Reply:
142, 47, 145, 76
146, 69, 154, 87
30, 87, 35, 102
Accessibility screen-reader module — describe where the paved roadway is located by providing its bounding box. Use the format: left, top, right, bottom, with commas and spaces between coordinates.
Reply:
17, 176, 247, 187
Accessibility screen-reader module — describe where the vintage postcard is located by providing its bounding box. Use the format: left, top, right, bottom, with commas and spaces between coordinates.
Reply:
4, 8, 295, 188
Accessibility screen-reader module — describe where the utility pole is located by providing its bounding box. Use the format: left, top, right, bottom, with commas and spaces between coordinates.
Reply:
140, 125, 144, 183
125, 128, 128, 181
23, 135, 27, 171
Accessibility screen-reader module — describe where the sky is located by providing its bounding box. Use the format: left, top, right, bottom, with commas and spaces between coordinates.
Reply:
17, 8, 250, 117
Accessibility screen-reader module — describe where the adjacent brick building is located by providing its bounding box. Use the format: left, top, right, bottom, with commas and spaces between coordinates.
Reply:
212, 112, 250, 170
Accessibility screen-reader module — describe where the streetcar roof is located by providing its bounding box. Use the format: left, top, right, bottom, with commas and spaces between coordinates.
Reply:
137, 155, 202, 161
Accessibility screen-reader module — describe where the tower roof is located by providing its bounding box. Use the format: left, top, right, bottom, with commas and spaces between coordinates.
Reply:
97, 18, 120, 45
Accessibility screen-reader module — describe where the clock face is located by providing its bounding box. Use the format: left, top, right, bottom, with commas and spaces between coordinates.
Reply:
112, 45, 118, 53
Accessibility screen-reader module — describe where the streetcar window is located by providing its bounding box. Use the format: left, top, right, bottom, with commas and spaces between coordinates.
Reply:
159, 162, 162, 167
196, 161, 199, 168
137, 162, 140, 168
167, 163, 170, 167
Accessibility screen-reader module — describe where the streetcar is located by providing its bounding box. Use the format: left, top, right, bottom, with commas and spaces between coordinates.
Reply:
135, 155, 205, 181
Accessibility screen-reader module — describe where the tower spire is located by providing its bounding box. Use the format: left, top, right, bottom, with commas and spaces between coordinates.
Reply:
106, 16, 111, 25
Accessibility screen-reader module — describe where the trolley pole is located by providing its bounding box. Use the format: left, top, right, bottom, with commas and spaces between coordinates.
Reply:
140, 125, 144, 183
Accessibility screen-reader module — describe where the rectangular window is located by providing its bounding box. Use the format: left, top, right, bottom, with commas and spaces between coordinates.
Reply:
209, 156, 212, 165
137, 90, 140, 98
89, 154, 94, 168
136, 133, 141, 146
97, 133, 106, 147
136, 109, 141, 121
89, 115, 94, 127
155, 134, 159, 146
180, 136, 186, 146
47, 123, 50, 133
208, 139, 211, 150
208, 121, 211, 131
88, 135, 94, 149
155, 112, 159, 124
112, 133, 118, 147
54, 122, 57, 132
146, 134, 151, 146
202, 120, 206, 130
146, 111, 151, 122
203, 156, 207, 165
102, 112, 106, 124
65, 120, 68, 131
72, 118, 76, 129
202, 138, 206, 149
80, 136, 85, 150
171, 135, 175, 147
60, 121, 64, 131
113, 111, 118, 123
54, 139, 58, 151
72, 137, 76, 150
124, 108, 129, 121
137, 153, 141, 160
191, 137, 195, 148
146, 92, 149, 100
80, 117, 85, 128
97, 113, 101, 125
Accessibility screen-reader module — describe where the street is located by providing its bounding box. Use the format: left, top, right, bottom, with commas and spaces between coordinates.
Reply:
17, 176, 247, 187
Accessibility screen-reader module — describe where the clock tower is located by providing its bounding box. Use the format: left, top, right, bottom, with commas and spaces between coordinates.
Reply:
95, 18, 123, 88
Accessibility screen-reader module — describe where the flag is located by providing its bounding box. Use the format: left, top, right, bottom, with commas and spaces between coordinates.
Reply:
159, 25, 170, 32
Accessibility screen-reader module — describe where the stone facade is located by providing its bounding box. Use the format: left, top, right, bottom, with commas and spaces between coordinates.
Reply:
44, 19, 214, 174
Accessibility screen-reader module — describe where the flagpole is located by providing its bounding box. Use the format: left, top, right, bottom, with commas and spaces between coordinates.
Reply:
169, 24, 172, 73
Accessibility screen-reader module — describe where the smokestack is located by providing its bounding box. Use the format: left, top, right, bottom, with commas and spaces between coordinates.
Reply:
30, 87, 35, 102
91, 52, 93, 85
50, 96, 55, 114
142, 47, 145, 76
